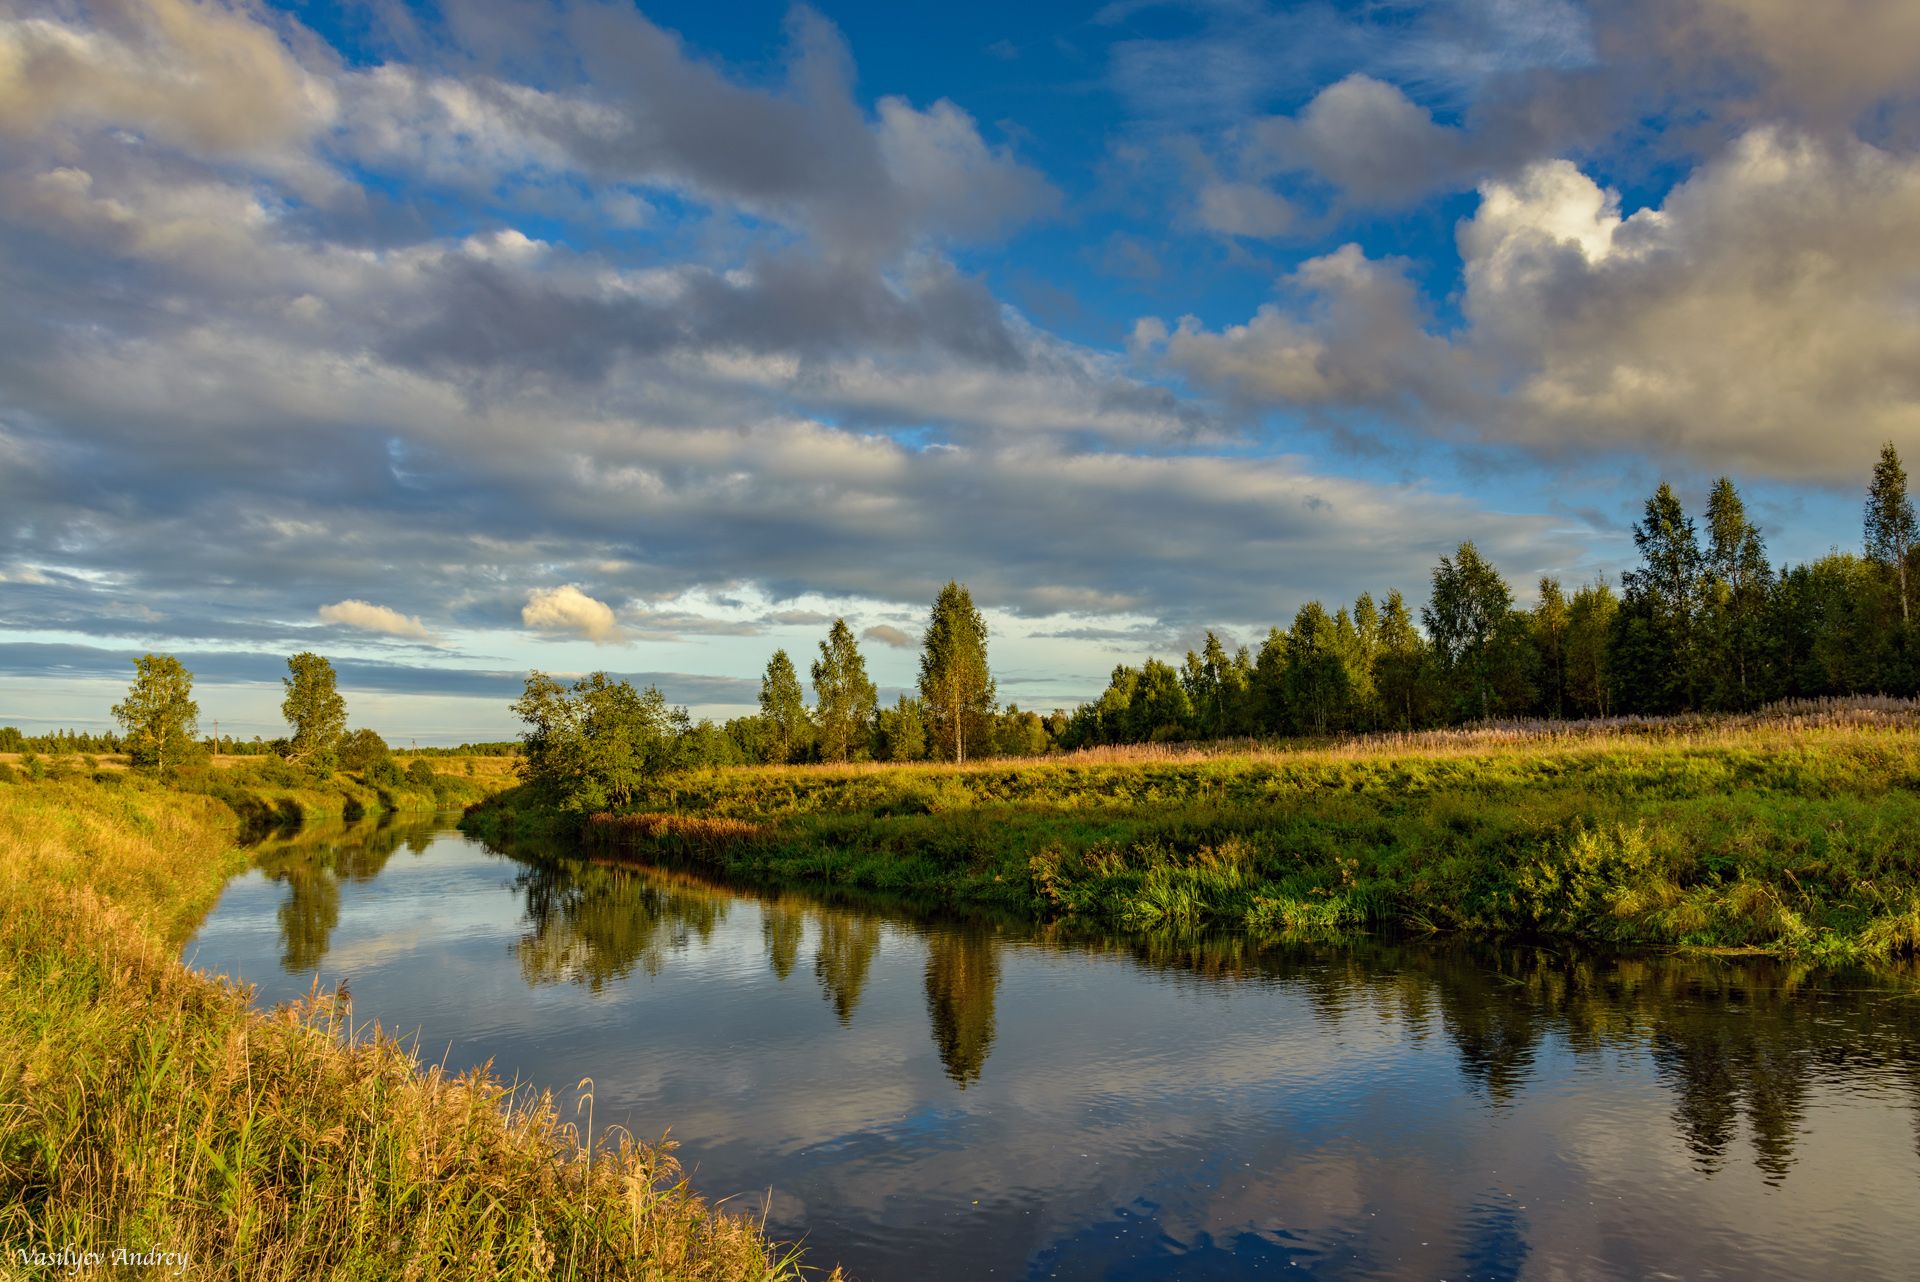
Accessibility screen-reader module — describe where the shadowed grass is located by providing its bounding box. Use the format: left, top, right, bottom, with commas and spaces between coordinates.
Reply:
0, 779, 826, 1281
467, 708, 1920, 963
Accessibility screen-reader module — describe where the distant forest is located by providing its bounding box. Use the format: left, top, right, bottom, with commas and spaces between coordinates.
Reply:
9, 445, 1918, 774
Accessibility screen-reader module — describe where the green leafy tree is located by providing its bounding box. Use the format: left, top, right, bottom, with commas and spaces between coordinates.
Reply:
511, 670, 683, 814
1423, 542, 1514, 721
1617, 484, 1705, 712
1126, 658, 1193, 742
918, 581, 996, 762
1531, 578, 1569, 718
1284, 602, 1349, 734
1336, 601, 1378, 729
1345, 595, 1382, 728
1565, 580, 1619, 717
1703, 477, 1774, 708
758, 650, 811, 764
1181, 631, 1250, 740
1251, 627, 1289, 734
282, 652, 348, 769
1865, 441, 1917, 626
1372, 590, 1428, 729
810, 619, 878, 762
994, 705, 1051, 756
875, 694, 928, 761
338, 727, 390, 772
110, 654, 199, 773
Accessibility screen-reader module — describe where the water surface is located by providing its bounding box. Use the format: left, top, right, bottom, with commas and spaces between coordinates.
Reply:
186, 816, 1920, 1281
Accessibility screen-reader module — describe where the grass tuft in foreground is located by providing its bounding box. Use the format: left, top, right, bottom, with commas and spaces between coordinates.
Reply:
0, 779, 820, 1281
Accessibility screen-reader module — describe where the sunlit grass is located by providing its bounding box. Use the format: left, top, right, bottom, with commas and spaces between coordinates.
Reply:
489, 700, 1920, 963
0, 779, 824, 1281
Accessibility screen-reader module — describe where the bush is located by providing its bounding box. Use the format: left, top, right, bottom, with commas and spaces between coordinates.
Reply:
245, 758, 307, 788
406, 759, 436, 787
339, 727, 391, 772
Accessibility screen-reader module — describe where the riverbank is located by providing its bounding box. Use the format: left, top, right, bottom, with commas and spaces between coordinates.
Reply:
0, 777, 819, 1280
467, 713, 1920, 962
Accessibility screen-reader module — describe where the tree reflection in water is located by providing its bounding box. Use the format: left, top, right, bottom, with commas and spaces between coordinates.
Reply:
814, 911, 882, 1025
261, 819, 1920, 1183
514, 860, 726, 992
254, 818, 417, 972
762, 898, 806, 980
1061, 929, 1920, 1182
923, 925, 999, 1087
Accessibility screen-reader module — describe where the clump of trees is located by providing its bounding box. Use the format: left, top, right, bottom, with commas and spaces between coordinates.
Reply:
1060, 447, 1920, 746
511, 671, 693, 814
508, 583, 1028, 787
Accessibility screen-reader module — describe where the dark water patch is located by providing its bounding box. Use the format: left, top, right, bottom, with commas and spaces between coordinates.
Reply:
185, 816, 1920, 1282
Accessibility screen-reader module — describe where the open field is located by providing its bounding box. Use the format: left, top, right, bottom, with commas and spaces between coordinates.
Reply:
0, 776, 817, 1281
468, 702, 1920, 963
0, 754, 522, 827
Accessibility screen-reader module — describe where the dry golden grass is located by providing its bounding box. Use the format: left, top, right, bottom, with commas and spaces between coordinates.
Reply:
0, 779, 825, 1281
678, 695, 1920, 782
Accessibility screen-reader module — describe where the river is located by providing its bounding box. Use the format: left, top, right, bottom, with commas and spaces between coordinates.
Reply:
183, 814, 1920, 1281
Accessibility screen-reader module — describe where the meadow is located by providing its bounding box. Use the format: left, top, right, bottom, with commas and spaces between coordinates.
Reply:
0, 772, 818, 1281
469, 701, 1920, 963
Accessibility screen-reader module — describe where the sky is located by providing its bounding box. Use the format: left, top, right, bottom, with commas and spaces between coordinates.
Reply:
3, 0, 1918, 743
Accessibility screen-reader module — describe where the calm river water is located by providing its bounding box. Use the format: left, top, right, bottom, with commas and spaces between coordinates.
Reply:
184, 815, 1920, 1281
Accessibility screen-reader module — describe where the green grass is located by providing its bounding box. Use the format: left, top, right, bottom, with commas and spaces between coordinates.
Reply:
0, 777, 824, 1281
470, 718, 1920, 963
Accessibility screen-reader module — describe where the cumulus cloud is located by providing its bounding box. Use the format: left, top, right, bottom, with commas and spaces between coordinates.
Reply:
1143, 244, 1479, 418
1153, 128, 1920, 482
1635, 0, 1920, 125
318, 599, 435, 641
861, 624, 917, 650
522, 585, 625, 644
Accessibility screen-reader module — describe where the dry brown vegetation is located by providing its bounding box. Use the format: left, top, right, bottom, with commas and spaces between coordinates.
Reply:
0, 778, 825, 1281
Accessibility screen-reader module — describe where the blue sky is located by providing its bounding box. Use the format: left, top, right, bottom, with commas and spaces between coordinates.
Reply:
2, 0, 1915, 741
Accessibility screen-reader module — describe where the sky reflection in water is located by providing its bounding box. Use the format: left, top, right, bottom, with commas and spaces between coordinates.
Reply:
184, 818, 1920, 1282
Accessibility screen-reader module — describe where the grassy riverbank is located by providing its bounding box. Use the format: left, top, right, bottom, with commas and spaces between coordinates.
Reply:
0, 777, 819, 1280
469, 711, 1920, 962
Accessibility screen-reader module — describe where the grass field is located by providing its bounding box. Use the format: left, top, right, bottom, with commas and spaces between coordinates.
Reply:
0, 775, 819, 1281
470, 702, 1920, 963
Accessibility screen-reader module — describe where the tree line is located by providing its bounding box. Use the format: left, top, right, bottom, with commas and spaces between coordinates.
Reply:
1059, 445, 1919, 747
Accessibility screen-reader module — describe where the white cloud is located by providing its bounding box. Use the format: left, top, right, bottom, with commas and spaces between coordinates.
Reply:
318, 599, 434, 641
522, 585, 625, 644
1154, 128, 1920, 482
